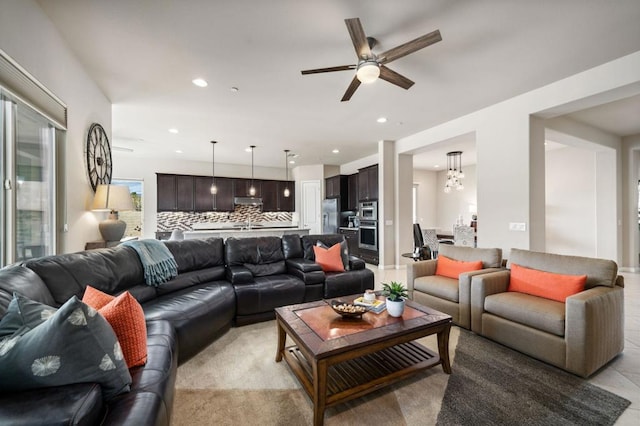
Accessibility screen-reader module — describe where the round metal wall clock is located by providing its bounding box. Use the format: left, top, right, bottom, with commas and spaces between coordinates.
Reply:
86, 123, 112, 192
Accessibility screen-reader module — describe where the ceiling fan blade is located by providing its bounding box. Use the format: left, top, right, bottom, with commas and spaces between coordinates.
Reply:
301, 65, 356, 75
345, 18, 372, 59
379, 29, 442, 64
379, 65, 414, 89
341, 75, 361, 102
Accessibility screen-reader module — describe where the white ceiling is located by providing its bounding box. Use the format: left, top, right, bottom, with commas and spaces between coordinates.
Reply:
36, 0, 640, 170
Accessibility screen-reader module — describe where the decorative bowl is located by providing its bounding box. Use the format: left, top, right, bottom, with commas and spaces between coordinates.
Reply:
330, 300, 368, 318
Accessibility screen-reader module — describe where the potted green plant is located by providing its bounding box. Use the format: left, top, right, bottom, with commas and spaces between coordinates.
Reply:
382, 281, 408, 317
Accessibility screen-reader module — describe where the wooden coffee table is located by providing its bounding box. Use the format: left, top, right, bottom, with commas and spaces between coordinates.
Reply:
275, 295, 452, 425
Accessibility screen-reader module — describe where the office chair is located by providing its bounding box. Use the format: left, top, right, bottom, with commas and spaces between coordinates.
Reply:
413, 223, 432, 260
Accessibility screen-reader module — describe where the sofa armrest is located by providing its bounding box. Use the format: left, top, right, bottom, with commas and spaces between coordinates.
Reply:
565, 285, 624, 377
469, 270, 510, 333
348, 256, 365, 270
406, 259, 437, 296
286, 258, 322, 273
458, 267, 503, 329
225, 265, 254, 285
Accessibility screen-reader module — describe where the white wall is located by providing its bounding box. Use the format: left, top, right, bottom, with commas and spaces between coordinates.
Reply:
412, 169, 437, 228
545, 146, 596, 256
0, 0, 112, 253
396, 51, 640, 263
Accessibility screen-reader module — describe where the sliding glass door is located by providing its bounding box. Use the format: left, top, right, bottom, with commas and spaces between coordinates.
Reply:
1, 90, 57, 266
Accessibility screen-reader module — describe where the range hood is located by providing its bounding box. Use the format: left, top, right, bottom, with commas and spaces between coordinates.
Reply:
234, 197, 263, 206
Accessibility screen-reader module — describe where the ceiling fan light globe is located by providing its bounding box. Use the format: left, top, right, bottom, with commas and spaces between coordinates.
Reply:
356, 61, 380, 84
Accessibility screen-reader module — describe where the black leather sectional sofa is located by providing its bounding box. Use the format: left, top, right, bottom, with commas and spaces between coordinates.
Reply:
0, 234, 373, 425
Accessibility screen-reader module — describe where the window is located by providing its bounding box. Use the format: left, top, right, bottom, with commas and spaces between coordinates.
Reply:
112, 179, 143, 238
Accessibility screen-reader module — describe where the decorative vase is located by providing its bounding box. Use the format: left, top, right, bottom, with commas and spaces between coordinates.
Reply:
386, 298, 405, 317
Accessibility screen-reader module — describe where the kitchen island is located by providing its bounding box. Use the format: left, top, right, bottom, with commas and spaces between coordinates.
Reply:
183, 224, 309, 240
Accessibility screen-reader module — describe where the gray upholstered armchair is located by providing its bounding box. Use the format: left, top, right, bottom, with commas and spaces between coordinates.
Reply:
470, 248, 624, 378
406, 244, 503, 329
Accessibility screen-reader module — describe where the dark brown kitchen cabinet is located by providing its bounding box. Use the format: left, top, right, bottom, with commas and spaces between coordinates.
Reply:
261, 180, 279, 211
213, 177, 234, 211
347, 173, 359, 211
234, 178, 262, 198
157, 174, 177, 211
358, 164, 378, 201
325, 175, 348, 200
195, 176, 221, 211
176, 175, 194, 211
262, 180, 295, 212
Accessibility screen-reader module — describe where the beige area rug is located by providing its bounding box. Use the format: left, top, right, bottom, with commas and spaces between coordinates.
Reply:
173, 320, 460, 426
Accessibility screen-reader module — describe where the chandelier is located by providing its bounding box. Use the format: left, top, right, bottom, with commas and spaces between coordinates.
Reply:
444, 151, 464, 193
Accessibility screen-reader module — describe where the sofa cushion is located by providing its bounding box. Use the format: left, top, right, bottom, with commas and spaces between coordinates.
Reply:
313, 244, 345, 272
0, 383, 105, 426
163, 238, 224, 272
508, 263, 586, 302
282, 234, 304, 259
83, 287, 148, 368
414, 275, 459, 303
0, 266, 56, 318
24, 246, 145, 306
484, 291, 566, 336
155, 266, 226, 295
0, 294, 132, 400
301, 234, 346, 260
508, 248, 617, 289
439, 245, 503, 268
435, 255, 483, 279
317, 240, 349, 270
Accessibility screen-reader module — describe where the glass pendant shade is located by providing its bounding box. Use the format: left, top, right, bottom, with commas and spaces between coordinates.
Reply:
356, 60, 380, 84
210, 141, 217, 195
283, 149, 290, 197
444, 151, 464, 193
249, 145, 256, 196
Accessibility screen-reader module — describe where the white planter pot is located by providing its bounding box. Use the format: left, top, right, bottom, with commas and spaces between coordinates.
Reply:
386, 298, 405, 317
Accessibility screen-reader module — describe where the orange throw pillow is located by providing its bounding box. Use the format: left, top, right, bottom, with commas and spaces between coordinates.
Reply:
435, 255, 483, 279
508, 263, 586, 302
313, 244, 345, 272
83, 286, 147, 368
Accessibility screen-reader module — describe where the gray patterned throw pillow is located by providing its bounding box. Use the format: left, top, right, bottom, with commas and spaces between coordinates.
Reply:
0, 294, 132, 400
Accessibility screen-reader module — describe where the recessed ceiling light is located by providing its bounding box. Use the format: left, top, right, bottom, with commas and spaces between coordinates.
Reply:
245, 147, 252, 152
192, 78, 208, 87
231, 87, 239, 92
289, 160, 295, 164
377, 117, 387, 123
332, 149, 339, 154
434, 165, 440, 168
176, 150, 183, 154
169, 128, 179, 134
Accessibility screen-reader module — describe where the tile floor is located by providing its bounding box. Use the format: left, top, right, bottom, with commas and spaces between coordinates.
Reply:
368, 265, 640, 425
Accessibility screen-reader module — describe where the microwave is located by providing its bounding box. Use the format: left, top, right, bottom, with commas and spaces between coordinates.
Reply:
359, 201, 377, 220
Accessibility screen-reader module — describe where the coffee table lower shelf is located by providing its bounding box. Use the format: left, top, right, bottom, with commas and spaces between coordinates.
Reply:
283, 340, 440, 407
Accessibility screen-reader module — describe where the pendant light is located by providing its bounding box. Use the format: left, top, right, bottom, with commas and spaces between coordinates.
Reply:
249, 145, 256, 196
283, 149, 290, 197
210, 141, 217, 195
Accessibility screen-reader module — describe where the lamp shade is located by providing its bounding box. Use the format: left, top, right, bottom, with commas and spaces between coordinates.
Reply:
91, 184, 134, 212
91, 185, 134, 242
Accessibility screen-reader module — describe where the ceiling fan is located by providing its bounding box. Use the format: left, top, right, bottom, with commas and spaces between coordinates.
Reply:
301, 18, 442, 102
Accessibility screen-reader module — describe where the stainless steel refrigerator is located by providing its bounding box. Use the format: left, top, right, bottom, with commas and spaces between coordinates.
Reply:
322, 198, 339, 234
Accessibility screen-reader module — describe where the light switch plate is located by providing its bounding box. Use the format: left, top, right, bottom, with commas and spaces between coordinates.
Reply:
509, 222, 526, 231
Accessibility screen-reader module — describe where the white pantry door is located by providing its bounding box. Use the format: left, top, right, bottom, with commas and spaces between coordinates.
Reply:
301, 180, 321, 234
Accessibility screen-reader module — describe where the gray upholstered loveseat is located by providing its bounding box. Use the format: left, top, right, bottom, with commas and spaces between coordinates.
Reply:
471, 248, 624, 378
406, 244, 503, 329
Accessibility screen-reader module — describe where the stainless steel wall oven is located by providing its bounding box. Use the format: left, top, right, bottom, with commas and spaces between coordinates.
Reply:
359, 220, 377, 250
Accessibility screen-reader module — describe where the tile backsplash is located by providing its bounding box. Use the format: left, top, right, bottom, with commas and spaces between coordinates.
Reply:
157, 206, 293, 231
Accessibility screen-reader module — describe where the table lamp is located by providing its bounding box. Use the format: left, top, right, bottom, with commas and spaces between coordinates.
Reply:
91, 184, 134, 242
